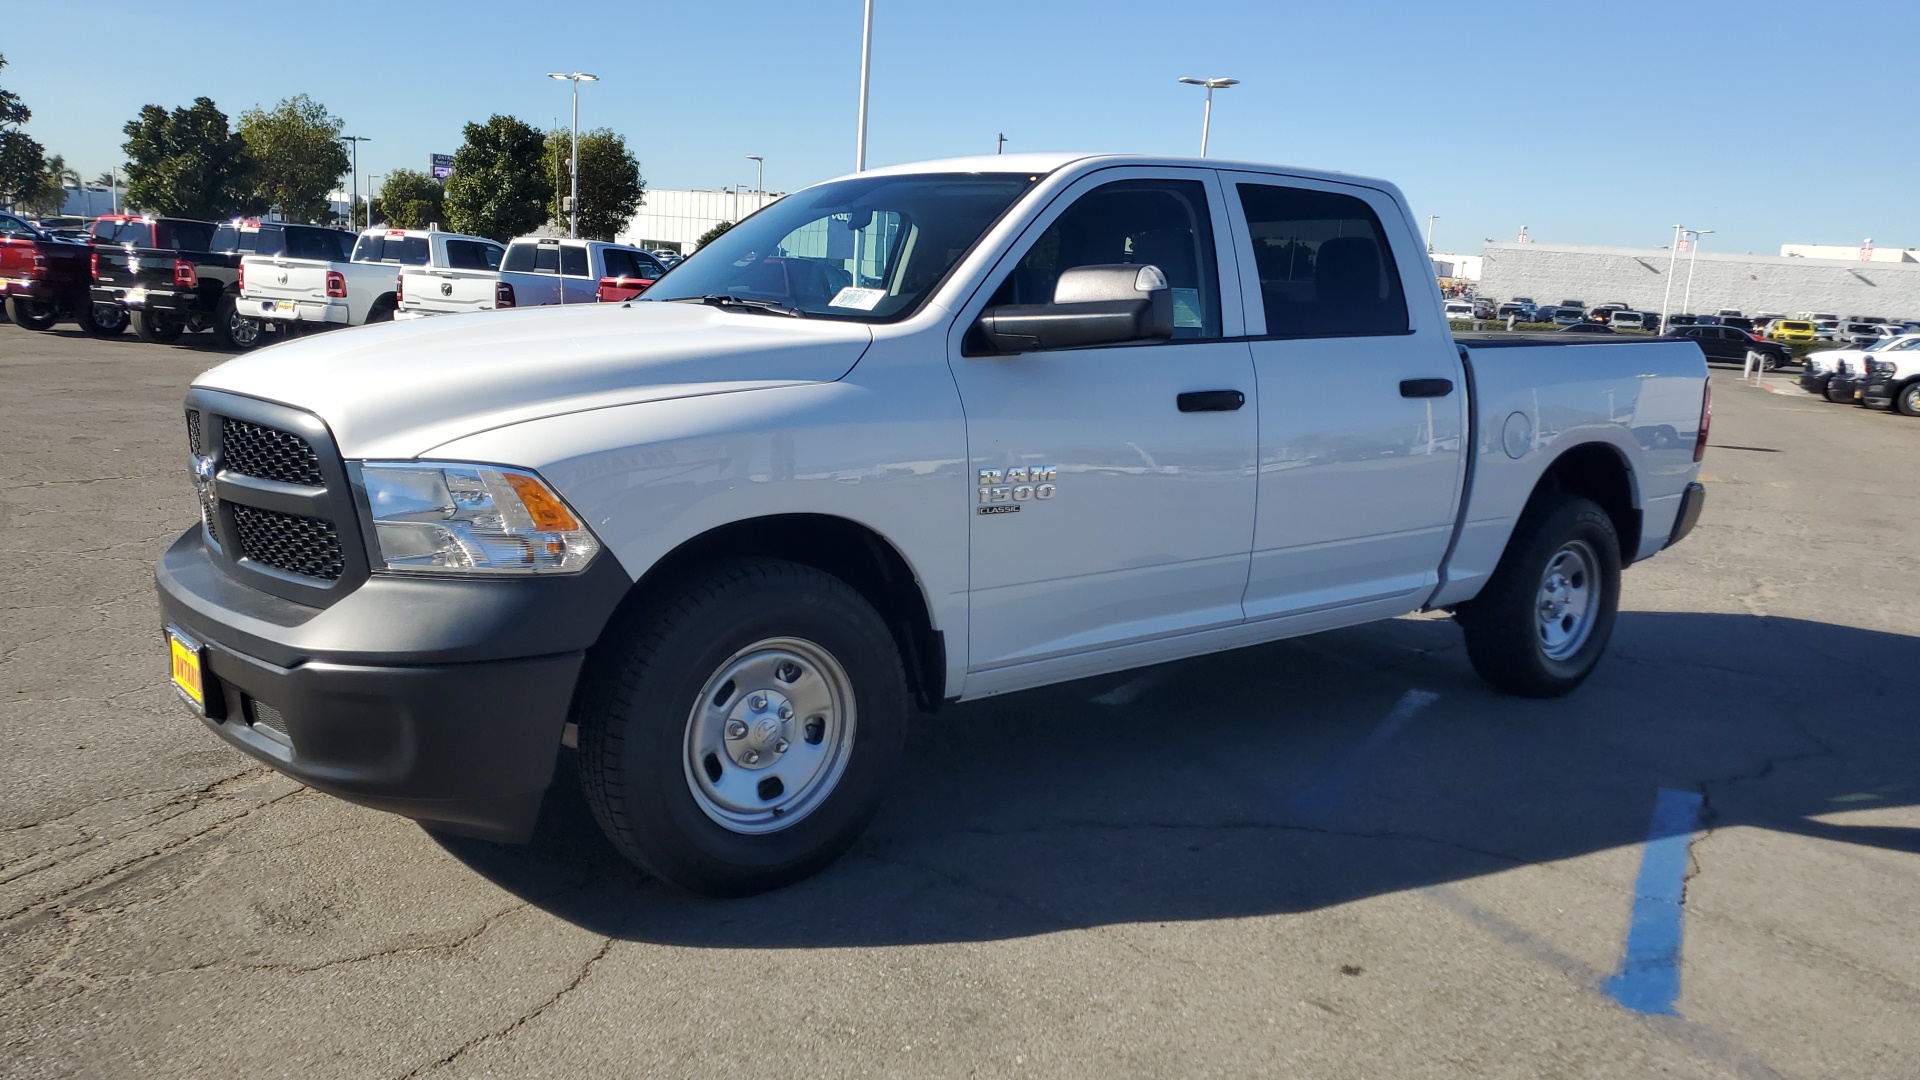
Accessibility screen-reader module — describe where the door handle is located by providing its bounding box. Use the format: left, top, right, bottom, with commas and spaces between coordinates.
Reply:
1400, 378, 1454, 398
1177, 390, 1246, 412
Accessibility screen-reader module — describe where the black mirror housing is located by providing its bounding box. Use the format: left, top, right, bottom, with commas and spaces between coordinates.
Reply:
974, 263, 1175, 354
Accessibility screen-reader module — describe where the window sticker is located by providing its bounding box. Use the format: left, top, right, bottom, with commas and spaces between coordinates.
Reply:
1171, 288, 1203, 329
829, 286, 886, 311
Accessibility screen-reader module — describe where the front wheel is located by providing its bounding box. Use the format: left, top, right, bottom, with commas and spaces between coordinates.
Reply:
131, 308, 185, 344
1897, 380, 1920, 418
1456, 495, 1622, 698
576, 559, 908, 896
4, 295, 58, 331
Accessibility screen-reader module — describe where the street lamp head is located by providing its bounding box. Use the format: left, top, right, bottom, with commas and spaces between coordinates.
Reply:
549, 72, 599, 82
1179, 77, 1239, 89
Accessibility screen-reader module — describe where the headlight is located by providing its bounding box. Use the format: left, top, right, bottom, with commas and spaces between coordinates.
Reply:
356, 462, 600, 574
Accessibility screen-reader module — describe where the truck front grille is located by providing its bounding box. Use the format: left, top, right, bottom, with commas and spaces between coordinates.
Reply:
185, 409, 203, 456
221, 419, 324, 486
230, 504, 346, 581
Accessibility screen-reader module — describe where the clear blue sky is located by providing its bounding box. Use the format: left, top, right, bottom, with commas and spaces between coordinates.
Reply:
8, 0, 1914, 255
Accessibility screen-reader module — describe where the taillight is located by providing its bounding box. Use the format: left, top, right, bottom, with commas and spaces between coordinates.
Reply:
395, 273, 404, 303
325, 271, 347, 299
26, 250, 47, 281
173, 259, 197, 288
237, 262, 245, 291
1693, 381, 1711, 463
89, 250, 99, 281
495, 281, 515, 308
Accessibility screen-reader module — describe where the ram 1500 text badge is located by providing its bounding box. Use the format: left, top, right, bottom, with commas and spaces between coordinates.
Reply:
156, 154, 1710, 895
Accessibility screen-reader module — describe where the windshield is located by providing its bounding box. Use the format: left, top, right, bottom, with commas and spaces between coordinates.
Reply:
641, 172, 1039, 320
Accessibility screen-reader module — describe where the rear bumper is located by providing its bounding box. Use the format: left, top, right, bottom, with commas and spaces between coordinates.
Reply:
92, 285, 205, 315
244, 296, 348, 325
154, 527, 630, 841
1665, 482, 1706, 549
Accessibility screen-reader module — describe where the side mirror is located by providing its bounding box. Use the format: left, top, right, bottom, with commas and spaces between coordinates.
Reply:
974, 264, 1175, 354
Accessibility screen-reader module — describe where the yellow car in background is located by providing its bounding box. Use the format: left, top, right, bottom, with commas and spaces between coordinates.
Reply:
1769, 319, 1817, 342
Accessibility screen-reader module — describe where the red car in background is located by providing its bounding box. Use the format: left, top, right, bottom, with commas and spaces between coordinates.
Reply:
0, 212, 127, 336
595, 247, 669, 302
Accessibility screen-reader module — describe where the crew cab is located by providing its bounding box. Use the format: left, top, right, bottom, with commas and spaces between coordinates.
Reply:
155, 153, 1710, 897
392, 234, 509, 319
0, 215, 124, 336
91, 218, 354, 349
241, 227, 487, 331
495, 237, 661, 308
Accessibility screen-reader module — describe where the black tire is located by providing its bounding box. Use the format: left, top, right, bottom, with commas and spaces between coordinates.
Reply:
130, 308, 184, 344
4, 295, 58, 331
576, 559, 909, 896
79, 303, 129, 338
211, 296, 261, 350
364, 296, 396, 324
1896, 380, 1920, 418
1455, 495, 1622, 698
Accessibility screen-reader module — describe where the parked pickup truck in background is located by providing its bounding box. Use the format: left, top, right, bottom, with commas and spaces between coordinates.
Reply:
495, 237, 662, 308
241, 227, 492, 332
0, 214, 123, 336
92, 219, 354, 349
595, 247, 671, 303
157, 153, 1709, 897
1862, 340, 1920, 416
392, 234, 508, 319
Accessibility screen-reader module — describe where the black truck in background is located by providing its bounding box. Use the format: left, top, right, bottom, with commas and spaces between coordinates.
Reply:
90, 217, 354, 349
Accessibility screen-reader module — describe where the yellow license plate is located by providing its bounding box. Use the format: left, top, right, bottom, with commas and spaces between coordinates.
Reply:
168, 629, 205, 711
274, 301, 295, 313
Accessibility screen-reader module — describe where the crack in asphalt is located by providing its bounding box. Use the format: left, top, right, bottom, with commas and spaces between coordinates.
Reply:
400, 933, 620, 1079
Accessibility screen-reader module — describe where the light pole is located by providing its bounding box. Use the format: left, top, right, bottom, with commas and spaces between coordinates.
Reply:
547, 72, 599, 238
1426, 214, 1439, 254
1659, 223, 1684, 329
1178, 76, 1239, 157
340, 135, 371, 229
365, 175, 384, 227
855, 0, 874, 170
1682, 228, 1714, 315
996, 132, 1007, 154
747, 155, 764, 197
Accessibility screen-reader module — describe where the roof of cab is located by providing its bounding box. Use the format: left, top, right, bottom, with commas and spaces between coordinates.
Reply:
842, 152, 1398, 195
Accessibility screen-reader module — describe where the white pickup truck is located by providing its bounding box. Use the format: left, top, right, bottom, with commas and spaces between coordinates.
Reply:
241, 227, 501, 330
156, 153, 1709, 896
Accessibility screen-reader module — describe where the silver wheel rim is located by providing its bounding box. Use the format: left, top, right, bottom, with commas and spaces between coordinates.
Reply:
1905, 385, 1920, 413
683, 636, 855, 835
1536, 541, 1599, 662
230, 310, 259, 347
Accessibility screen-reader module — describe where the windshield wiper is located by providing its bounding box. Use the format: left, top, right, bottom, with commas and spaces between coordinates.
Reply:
664, 294, 807, 318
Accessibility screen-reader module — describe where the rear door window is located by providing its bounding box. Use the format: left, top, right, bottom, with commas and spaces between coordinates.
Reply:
162, 221, 215, 251
1236, 183, 1409, 338
561, 244, 589, 277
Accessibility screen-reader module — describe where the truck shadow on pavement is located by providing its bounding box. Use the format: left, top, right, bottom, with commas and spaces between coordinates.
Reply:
432, 611, 1920, 946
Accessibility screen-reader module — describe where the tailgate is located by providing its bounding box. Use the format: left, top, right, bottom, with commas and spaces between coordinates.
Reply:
241, 257, 332, 304
92, 246, 174, 291
402, 267, 497, 314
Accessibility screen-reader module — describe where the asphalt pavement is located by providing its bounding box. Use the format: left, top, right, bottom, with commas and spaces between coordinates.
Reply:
2, 323, 1916, 1079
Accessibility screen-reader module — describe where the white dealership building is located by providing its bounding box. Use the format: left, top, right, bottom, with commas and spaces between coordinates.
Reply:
619, 188, 785, 254
1479, 242, 1920, 318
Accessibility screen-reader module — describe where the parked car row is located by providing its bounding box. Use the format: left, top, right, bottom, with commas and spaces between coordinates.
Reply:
0, 212, 679, 349
1796, 334, 1920, 416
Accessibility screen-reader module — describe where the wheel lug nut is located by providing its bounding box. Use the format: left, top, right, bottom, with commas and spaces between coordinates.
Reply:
775, 739, 789, 753
749, 695, 767, 711
725, 720, 747, 738
777, 704, 793, 720
743, 750, 761, 765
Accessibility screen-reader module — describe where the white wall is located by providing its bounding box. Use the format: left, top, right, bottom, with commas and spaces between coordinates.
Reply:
1780, 243, 1920, 264
1479, 242, 1920, 319
620, 189, 784, 253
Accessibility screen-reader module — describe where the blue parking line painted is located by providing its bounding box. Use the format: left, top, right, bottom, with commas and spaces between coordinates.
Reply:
1603, 787, 1705, 1016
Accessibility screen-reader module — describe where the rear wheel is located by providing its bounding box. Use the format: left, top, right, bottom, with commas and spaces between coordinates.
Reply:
364, 297, 396, 324
80, 303, 128, 338
1897, 380, 1920, 418
4, 295, 58, 331
1456, 495, 1622, 698
212, 296, 261, 350
576, 559, 908, 896
131, 309, 185, 344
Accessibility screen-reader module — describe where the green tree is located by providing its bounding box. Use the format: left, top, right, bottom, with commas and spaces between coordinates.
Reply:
121, 97, 262, 219
237, 94, 348, 223
373, 168, 443, 230
443, 115, 550, 241
0, 55, 46, 208
540, 127, 645, 241
19, 153, 77, 215
695, 220, 734, 249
